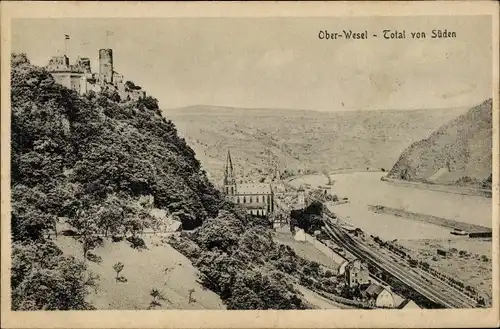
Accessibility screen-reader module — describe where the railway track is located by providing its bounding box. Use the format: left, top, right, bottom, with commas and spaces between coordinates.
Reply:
322, 216, 478, 309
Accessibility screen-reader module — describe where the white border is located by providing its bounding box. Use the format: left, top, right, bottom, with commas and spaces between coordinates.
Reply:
1, 1, 499, 328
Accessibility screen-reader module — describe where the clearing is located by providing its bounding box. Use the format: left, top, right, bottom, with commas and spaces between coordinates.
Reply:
55, 235, 226, 310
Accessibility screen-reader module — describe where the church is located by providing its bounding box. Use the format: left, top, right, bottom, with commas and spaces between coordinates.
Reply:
222, 150, 276, 217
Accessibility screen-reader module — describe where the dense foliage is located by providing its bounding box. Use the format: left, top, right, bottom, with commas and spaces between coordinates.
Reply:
11, 240, 98, 310
10, 53, 223, 309
10, 53, 345, 311
169, 203, 344, 310
290, 200, 325, 234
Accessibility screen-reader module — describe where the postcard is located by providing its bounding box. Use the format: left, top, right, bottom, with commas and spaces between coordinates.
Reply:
1, 1, 498, 328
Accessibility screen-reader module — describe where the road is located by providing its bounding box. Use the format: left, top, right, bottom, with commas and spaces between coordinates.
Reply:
322, 216, 478, 309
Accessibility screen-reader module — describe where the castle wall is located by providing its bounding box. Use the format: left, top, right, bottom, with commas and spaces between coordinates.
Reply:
50, 72, 86, 95
76, 57, 92, 73
47, 56, 70, 72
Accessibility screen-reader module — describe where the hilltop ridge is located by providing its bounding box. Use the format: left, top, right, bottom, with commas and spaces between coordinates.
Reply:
166, 105, 465, 183
387, 99, 492, 190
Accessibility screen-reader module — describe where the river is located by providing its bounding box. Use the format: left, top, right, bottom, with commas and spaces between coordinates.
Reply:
290, 172, 492, 240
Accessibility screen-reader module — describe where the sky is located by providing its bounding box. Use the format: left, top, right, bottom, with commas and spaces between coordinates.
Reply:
11, 16, 492, 111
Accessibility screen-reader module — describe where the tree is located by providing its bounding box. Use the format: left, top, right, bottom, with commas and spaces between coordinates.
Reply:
96, 194, 126, 237
113, 262, 124, 281
82, 235, 104, 260
11, 185, 54, 241
68, 209, 103, 259
137, 96, 159, 111
125, 80, 141, 90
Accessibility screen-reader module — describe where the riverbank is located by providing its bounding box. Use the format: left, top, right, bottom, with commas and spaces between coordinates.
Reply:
381, 176, 492, 198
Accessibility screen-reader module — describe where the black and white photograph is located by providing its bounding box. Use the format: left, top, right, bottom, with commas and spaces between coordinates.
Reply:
1, 1, 498, 328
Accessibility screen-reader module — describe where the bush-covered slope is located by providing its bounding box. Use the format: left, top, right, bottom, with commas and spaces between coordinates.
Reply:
11, 53, 221, 235
10, 53, 221, 310
169, 205, 343, 310
387, 99, 492, 189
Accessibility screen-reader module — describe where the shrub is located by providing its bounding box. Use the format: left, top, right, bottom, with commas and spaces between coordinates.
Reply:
86, 252, 102, 264
111, 235, 123, 242
168, 234, 200, 259
116, 276, 128, 283
61, 229, 78, 236
126, 236, 147, 250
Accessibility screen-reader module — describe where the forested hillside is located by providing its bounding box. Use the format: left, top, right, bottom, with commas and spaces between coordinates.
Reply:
387, 99, 492, 189
10, 53, 222, 310
10, 54, 342, 311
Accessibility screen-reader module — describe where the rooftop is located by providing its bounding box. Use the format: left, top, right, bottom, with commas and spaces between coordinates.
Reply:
242, 203, 269, 209
364, 283, 385, 298
237, 183, 272, 195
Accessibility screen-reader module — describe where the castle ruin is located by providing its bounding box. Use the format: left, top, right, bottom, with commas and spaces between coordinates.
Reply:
45, 48, 146, 101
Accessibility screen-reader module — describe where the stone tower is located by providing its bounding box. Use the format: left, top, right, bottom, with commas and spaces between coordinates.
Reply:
223, 150, 236, 195
99, 49, 114, 83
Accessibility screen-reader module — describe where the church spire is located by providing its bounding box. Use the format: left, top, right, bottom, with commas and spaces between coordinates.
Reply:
227, 150, 233, 175
224, 149, 235, 185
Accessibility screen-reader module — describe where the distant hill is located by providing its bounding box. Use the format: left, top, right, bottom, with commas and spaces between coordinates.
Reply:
387, 99, 492, 189
165, 105, 466, 183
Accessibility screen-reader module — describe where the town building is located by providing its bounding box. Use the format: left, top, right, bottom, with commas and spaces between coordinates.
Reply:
345, 259, 371, 287
293, 228, 307, 242
296, 186, 306, 208
362, 283, 395, 308
222, 150, 276, 217
397, 299, 421, 309
338, 259, 349, 276
45, 48, 147, 101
